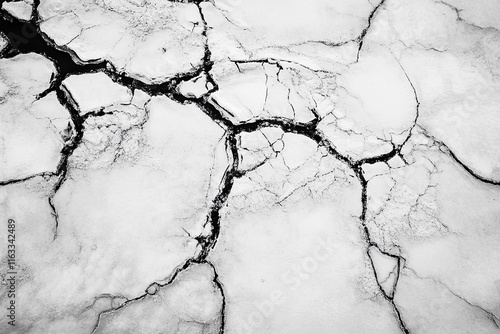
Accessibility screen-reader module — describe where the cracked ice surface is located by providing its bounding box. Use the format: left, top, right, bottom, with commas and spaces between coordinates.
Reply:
0, 53, 69, 182
1, 0, 500, 333
38, 0, 205, 84
210, 132, 402, 333
94, 263, 224, 334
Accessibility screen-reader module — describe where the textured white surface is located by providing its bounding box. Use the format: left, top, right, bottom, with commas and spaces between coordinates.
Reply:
1, 0, 500, 333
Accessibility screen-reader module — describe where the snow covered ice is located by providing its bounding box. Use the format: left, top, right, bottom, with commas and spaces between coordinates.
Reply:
1, 0, 500, 333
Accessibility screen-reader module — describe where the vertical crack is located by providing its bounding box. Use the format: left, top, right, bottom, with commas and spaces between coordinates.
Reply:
49, 87, 85, 240
357, 170, 411, 334
357, 0, 387, 61
196, 131, 239, 261
210, 261, 227, 334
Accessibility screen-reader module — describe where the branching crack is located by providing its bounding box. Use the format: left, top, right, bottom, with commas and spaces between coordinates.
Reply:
2, 3, 496, 334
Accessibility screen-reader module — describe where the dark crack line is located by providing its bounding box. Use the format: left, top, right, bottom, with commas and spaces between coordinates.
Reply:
0, 172, 53, 186
357, 0, 387, 61
80, 4, 228, 334
398, 59, 498, 186
396, 59, 500, 186
445, 147, 500, 186
209, 261, 227, 334
91, 117, 235, 328
226, 0, 387, 65
359, 171, 411, 333
1, 4, 409, 332
230, 57, 335, 75
195, 132, 238, 261
354, 56, 420, 169
90, 130, 234, 332
367, 244, 410, 333
79, 294, 128, 316
0, 2, 106, 96
44, 87, 87, 240
91, 258, 226, 334
369, 246, 405, 300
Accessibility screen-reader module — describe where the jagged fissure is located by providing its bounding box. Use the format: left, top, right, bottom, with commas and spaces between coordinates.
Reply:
90, 128, 235, 333
196, 132, 239, 261
0, 3, 232, 332
47, 87, 86, 239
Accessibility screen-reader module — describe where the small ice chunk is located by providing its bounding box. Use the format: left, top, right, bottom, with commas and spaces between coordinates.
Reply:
369, 246, 400, 298
2, 1, 32, 21
62, 72, 132, 115
0, 33, 8, 53
387, 155, 406, 169
177, 73, 213, 99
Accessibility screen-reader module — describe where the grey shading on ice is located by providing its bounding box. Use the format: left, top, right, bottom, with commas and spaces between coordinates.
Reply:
0, 0, 499, 333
